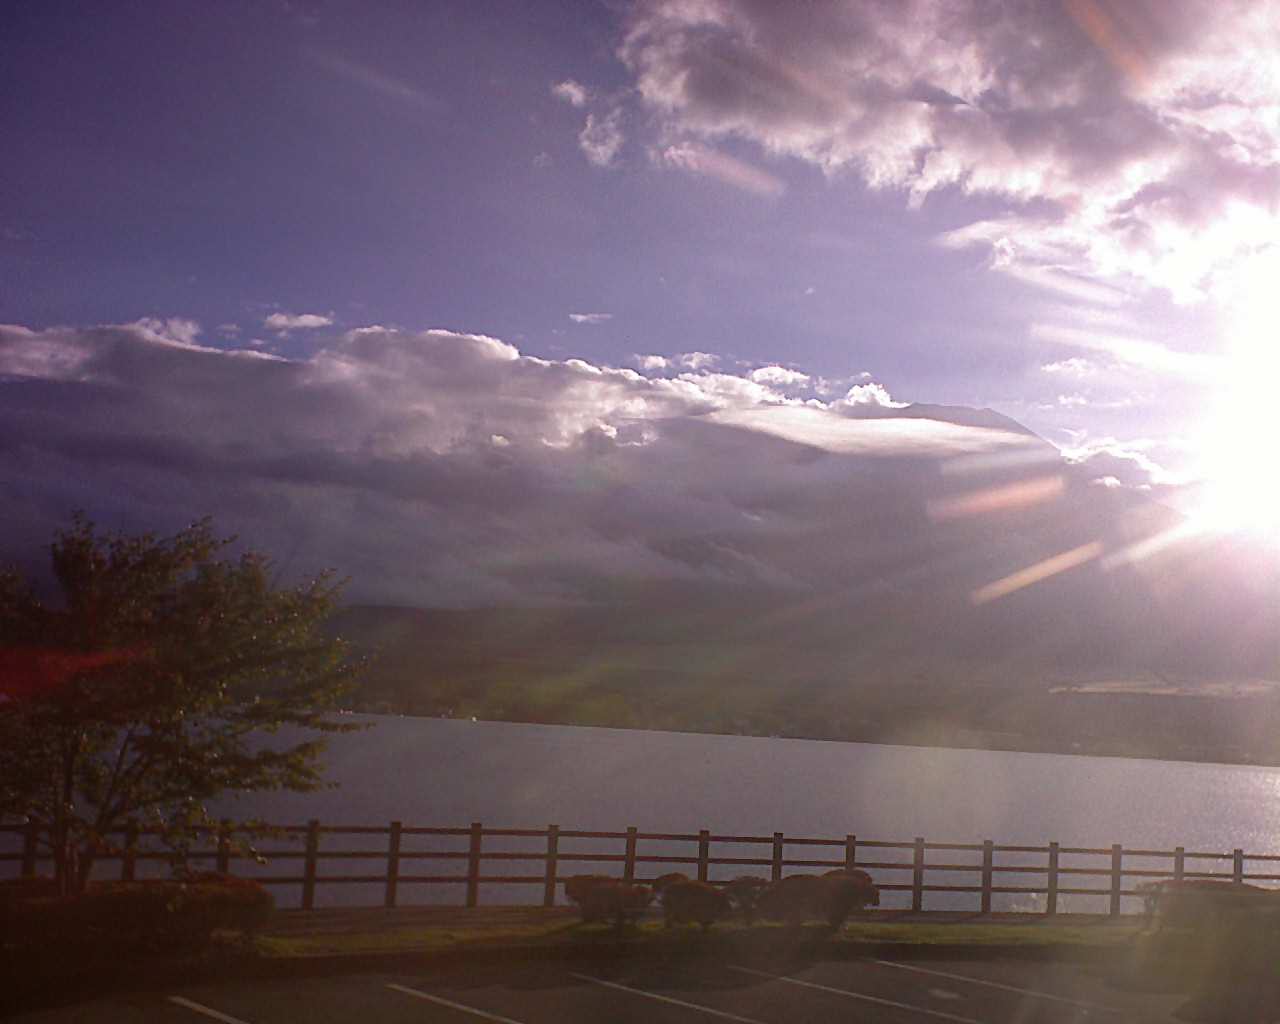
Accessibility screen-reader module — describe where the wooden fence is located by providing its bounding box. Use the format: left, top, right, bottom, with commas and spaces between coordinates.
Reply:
5, 821, 1279, 915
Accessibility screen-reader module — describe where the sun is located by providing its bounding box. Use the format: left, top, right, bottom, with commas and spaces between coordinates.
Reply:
1189, 252, 1280, 543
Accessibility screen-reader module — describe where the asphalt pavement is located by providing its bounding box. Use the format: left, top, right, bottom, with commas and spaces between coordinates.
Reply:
8, 956, 1191, 1023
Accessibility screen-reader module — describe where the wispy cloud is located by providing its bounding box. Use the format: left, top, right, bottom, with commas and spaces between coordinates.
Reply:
579, 109, 624, 167
659, 142, 784, 196
569, 312, 612, 324
309, 51, 445, 113
1030, 323, 1219, 378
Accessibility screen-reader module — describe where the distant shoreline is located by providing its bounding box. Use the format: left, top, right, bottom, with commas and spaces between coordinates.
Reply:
342, 707, 1280, 771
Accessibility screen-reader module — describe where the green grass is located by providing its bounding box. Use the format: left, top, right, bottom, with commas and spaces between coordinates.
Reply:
255, 917, 1142, 959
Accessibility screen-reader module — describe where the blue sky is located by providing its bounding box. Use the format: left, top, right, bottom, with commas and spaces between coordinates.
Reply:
3, 1, 1279, 603
5, 1, 1253, 445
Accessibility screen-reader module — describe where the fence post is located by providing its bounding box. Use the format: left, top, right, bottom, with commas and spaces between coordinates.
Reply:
21, 819, 39, 878
1233, 849, 1244, 884
697, 829, 710, 883
912, 837, 925, 912
542, 825, 559, 907
624, 827, 638, 883
1173, 846, 1185, 882
1109, 844, 1123, 917
466, 822, 483, 908
980, 840, 993, 914
845, 834, 857, 872
216, 820, 232, 875
384, 821, 402, 908
771, 832, 784, 882
121, 820, 138, 882
1046, 842, 1059, 916
302, 819, 320, 911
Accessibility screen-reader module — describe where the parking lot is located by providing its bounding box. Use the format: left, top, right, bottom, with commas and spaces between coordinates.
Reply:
11, 958, 1188, 1023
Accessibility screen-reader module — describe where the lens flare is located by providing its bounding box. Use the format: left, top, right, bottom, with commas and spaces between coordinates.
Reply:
1191, 252, 1280, 543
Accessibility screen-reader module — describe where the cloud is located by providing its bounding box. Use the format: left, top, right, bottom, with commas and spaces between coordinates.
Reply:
634, 354, 669, 371
1041, 357, 1097, 376
309, 51, 445, 113
0, 319, 1066, 607
579, 108, 624, 167
676, 351, 718, 370
551, 80, 589, 107
835, 382, 904, 409
748, 365, 809, 387
1058, 436, 1186, 490
619, 0, 1280, 299
658, 142, 785, 196
569, 312, 613, 324
1030, 322, 1219, 378
265, 312, 335, 332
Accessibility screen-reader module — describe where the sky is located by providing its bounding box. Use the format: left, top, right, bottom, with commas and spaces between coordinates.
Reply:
2, 0, 1279, 606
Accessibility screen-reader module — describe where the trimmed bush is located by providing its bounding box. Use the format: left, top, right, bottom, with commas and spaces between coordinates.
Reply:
0, 874, 274, 959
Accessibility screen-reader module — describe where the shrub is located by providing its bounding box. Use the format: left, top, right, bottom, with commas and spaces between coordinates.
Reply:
0, 875, 274, 959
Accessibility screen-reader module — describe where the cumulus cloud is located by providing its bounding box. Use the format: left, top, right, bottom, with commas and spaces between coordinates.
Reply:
0, 319, 1065, 606
551, 79, 589, 107
835, 382, 904, 409
619, 0, 1280, 299
569, 312, 613, 324
1059, 437, 1186, 490
676, 351, 719, 370
634, 354, 669, 371
265, 312, 335, 332
579, 108, 624, 167
748, 365, 809, 387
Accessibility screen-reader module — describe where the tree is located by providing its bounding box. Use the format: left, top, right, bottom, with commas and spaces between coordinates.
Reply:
0, 515, 360, 894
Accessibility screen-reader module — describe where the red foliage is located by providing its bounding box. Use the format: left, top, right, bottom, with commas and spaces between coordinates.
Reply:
0, 646, 148, 700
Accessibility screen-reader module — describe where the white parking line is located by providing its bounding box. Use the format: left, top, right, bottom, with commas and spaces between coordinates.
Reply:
870, 960, 1121, 1013
386, 983, 528, 1023
730, 966, 988, 1024
569, 973, 767, 1023
168, 996, 254, 1024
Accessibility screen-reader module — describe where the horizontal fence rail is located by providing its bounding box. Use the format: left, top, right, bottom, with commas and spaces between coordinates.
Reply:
3, 821, 1275, 914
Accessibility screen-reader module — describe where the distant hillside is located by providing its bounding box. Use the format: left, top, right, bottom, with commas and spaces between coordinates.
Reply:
327, 402, 1279, 764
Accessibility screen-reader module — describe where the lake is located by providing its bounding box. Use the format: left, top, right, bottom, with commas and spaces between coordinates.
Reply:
211, 715, 1280, 911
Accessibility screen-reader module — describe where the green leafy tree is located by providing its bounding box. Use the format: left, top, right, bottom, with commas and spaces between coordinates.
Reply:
0, 516, 360, 894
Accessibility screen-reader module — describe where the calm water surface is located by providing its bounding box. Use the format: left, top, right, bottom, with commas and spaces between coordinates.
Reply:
221, 715, 1280, 909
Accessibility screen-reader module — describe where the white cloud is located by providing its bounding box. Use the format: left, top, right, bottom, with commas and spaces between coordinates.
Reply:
619, 0, 1280, 299
265, 312, 335, 332
1030, 322, 1220, 378
676, 351, 718, 370
551, 80, 589, 107
634, 354, 669, 371
128, 317, 206, 349
216, 323, 241, 337
1058, 437, 1187, 490
579, 108, 624, 167
0, 319, 1068, 607
658, 142, 784, 196
569, 312, 613, 324
749, 365, 809, 387
836, 382, 905, 409
1041, 357, 1097, 376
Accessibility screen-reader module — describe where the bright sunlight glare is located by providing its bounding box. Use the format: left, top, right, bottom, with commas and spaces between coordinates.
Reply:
1190, 250, 1280, 543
